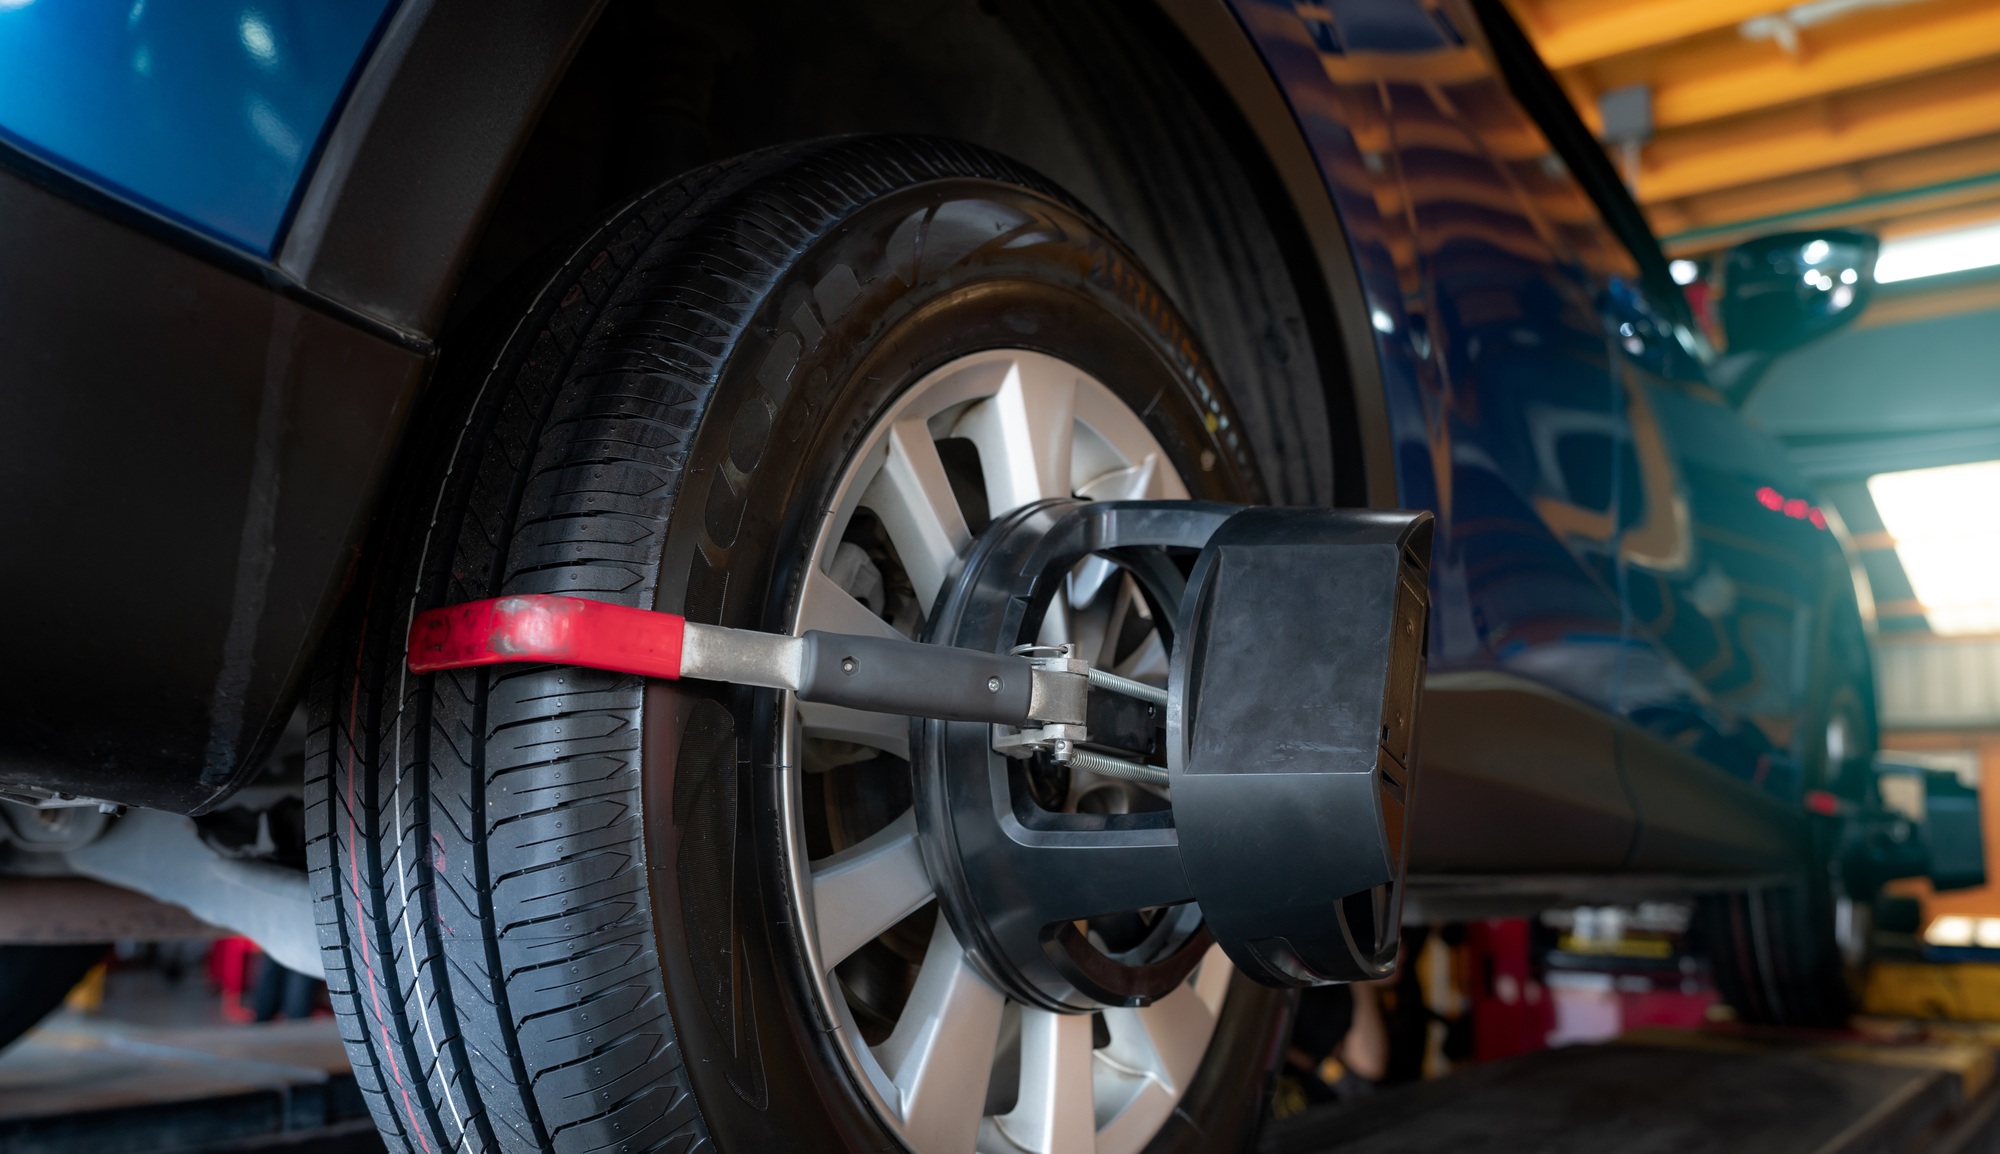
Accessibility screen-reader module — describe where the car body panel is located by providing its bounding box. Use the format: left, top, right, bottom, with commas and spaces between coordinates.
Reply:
0, 0, 597, 813
0, 165, 422, 811
0, 0, 396, 255
1223, 0, 1846, 874
277, 0, 606, 336
1226, 0, 1637, 716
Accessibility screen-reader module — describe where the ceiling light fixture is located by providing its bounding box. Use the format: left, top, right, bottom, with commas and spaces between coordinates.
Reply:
1867, 459, 2000, 635
1925, 914, 2000, 950
1875, 220, 2000, 284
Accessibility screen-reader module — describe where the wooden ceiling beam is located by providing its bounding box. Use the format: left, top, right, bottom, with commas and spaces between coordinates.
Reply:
1875, 195, 2000, 240
1507, 0, 1785, 70
1659, 182, 2000, 255
1650, 133, 2000, 247
1572, 0, 2000, 131
1637, 62, 2000, 202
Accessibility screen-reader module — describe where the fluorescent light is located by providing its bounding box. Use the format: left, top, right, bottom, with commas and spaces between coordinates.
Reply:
1868, 459, 2000, 634
1670, 259, 1699, 286
1876, 220, 2000, 283
1925, 915, 2000, 949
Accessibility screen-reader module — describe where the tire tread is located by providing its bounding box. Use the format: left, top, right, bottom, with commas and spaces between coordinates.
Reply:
308, 138, 1069, 1154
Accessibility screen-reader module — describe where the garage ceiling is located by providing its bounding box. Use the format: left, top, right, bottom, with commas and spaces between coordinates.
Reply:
1505, 0, 2000, 256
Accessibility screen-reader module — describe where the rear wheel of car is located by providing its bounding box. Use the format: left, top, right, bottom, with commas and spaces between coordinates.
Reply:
306, 136, 1292, 1154
1700, 591, 1874, 1027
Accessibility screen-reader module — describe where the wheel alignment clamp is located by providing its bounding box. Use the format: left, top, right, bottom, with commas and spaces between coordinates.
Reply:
405, 593, 1065, 728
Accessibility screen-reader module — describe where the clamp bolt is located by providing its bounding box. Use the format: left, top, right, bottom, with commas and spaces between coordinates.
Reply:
840, 656, 857, 674
987, 676, 1002, 693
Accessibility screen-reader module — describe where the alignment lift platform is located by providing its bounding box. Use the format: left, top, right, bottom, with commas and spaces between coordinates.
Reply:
1265, 1024, 2000, 1154
0, 1015, 379, 1154
6, 1015, 2000, 1153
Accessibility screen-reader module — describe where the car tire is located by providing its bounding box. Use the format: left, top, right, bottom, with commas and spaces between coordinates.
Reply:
306, 135, 1291, 1154
1699, 587, 1874, 1027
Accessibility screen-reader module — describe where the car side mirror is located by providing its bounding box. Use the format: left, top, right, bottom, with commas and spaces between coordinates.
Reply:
1719, 229, 1877, 356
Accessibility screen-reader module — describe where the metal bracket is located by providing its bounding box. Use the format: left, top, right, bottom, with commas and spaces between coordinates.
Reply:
989, 645, 1168, 786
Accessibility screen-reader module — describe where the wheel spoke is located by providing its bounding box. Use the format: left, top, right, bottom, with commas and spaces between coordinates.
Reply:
799, 565, 905, 641
1036, 594, 1074, 650
997, 1007, 1098, 1154
876, 919, 1006, 1152
1071, 574, 1138, 668
1064, 592, 1112, 673
797, 566, 911, 758
1067, 555, 1117, 612
958, 354, 1077, 516
1190, 943, 1232, 1014
1112, 631, 1169, 684
1072, 383, 1192, 501
862, 419, 972, 611
797, 701, 911, 761
1076, 453, 1158, 504
1101, 976, 1217, 1096
1067, 454, 1153, 610
810, 809, 933, 969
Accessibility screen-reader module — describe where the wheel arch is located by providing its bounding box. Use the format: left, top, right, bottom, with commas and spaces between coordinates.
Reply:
287, 0, 1392, 508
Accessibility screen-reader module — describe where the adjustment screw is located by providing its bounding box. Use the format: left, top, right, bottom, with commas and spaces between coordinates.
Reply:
840, 657, 857, 674
987, 676, 1002, 693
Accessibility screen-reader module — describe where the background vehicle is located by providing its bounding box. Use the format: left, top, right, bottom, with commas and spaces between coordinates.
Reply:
0, 0, 1887, 1150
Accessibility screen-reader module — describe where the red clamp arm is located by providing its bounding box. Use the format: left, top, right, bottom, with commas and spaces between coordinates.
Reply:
407, 595, 686, 680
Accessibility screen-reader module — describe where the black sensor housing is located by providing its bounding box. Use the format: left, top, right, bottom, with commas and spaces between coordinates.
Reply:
1169, 508, 1433, 985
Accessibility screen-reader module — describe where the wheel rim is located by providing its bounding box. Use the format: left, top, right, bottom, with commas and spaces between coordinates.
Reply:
777, 349, 1235, 1154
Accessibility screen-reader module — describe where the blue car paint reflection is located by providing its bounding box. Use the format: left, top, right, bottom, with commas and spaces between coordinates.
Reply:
1228, 0, 1842, 802
0, 0, 394, 254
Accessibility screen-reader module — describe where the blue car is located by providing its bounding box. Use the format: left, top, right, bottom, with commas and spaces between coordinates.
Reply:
0, 0, 1890, 1150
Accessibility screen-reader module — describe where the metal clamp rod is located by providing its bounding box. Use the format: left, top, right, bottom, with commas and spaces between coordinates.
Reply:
1086, 668, 1168, 709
